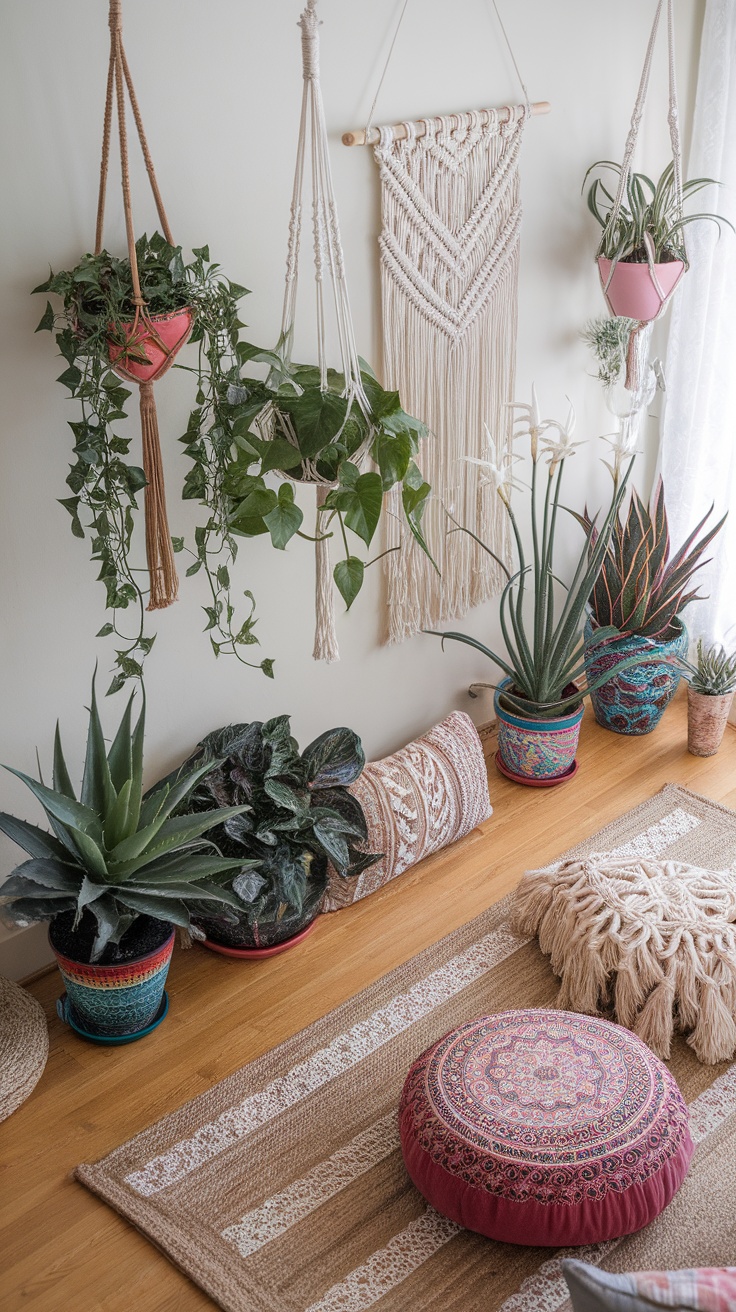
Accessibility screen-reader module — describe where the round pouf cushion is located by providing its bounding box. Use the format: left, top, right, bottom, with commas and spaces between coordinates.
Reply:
0, 975, 49, 1123
399, 1009, 693, 1247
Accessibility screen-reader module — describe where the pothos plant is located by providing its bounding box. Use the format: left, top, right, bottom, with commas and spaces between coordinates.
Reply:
34, 232, 273, 692
196, 355, 433, 615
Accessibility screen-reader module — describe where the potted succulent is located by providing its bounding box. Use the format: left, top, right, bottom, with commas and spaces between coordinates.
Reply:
0, 676, 250, 1041
34, 233, 274, 690
678, 640, 736, 757
585, 161, 731, 323
428, 392, 652, 785
162, 716, 380, 956
581, 480, 726, 735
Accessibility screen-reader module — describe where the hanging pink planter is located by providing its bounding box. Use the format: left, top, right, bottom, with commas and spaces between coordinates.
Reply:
107, 306, 193, 384
597, 256, 685, 323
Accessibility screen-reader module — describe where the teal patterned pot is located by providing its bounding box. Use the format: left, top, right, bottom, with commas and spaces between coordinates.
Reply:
584, 616, 687, 736
50, 926, 174, 1038
494, 681, 583, 784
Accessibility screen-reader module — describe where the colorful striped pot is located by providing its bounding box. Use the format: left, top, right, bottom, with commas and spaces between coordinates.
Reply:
583, 617, 687, 736
494, 681, 583, 784
50, 927, 174, 1039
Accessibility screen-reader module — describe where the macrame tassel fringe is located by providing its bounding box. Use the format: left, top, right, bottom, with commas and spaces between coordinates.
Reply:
139, 380, 178, 610
313, 483, 339, 663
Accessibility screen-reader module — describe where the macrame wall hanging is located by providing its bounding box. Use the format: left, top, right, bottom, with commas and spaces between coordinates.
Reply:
596, 0, 686, 391
344, 2, 549, 643
95, 0, 187, 609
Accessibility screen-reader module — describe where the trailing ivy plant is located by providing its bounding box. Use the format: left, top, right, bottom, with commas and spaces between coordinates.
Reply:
211, 356, 433, 613
33, 232, 273, 691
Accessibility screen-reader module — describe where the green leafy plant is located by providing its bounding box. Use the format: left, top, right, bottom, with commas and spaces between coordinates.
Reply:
217, 357, 432, 612
428, 393, 656, 718
585, 160, 732, 264
582, 316, 637, 388
677, 639, 736, 696
34, 232, 273, 690
162, 716, 380, 939
581, 478, 726, 639
0, 675, 252, 961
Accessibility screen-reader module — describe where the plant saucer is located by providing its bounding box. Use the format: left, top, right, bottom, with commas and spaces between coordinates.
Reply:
56, 991, 169, 1044
201, 919, 317, 960
494, 751, 579, 787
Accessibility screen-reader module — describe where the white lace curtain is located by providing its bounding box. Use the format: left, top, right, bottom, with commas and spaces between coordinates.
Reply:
660, 0, 736, 646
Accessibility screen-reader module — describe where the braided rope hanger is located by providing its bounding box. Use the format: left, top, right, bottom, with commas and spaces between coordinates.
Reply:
95, 0, 184, 610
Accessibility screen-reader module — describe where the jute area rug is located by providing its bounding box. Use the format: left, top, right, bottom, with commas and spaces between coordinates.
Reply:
77, 785, 736, 1312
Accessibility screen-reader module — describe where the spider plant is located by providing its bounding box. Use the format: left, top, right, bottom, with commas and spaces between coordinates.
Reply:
678, 640, 736, 696
585, 160, 732, 264
429, 393, 653, 719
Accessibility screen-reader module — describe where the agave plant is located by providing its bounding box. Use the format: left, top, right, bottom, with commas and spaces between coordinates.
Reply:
581, 479, 726, 639
0, 677, 253, 960
162, 716, 380, 938
678, 639, 736, 696
585, 160, 732, 264
429, 392, 658, 718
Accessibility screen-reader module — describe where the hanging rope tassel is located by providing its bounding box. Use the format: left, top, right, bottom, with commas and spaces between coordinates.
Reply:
139, 381, 179, 610
313, 484, 339, 663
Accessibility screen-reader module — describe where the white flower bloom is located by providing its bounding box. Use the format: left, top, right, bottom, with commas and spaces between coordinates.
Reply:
540, 402, 585, 467
464, 424, 522, 502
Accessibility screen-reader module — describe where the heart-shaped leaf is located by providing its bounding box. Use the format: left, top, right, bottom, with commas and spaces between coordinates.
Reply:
334, 557, 364, 610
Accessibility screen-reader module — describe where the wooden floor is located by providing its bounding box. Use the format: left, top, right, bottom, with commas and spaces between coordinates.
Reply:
3, 687, 736, 1311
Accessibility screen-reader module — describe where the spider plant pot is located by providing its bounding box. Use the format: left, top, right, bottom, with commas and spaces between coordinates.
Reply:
597, 257, 685, 323
107, 306, 194, 383
49, 916, 175, 1040
195, 859, 328, 958
687, 687, 734, 757
584, 616, 687, 735
494, 680, 584, 784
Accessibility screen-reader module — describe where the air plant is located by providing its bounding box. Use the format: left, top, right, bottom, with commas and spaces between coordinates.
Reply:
585, 160, 732, 264
428, 391, 653, 719
677, 639, 736, 697
582, 316, 637, 389
581, 478, 726, 639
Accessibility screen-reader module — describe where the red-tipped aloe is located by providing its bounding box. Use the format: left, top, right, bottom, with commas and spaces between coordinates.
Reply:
583, 479, 726, 639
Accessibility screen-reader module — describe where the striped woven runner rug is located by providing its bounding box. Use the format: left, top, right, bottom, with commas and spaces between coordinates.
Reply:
77, 784, 736, 1311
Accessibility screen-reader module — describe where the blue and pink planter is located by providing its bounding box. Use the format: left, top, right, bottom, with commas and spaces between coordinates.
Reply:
494, 681, 583, 786
583, 617, 687, 736
51, 928, 174, 1042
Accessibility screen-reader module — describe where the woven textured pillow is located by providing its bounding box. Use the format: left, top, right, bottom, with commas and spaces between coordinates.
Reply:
323, 711, 491, 911
562, 1259, 736, 1311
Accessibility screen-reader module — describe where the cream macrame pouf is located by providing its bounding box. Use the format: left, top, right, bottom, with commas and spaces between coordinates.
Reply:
512, 855, 736, 1065
0, 975, 49, 1122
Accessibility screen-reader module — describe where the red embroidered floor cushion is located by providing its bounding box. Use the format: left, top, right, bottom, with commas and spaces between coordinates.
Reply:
399, 1009, 693, 1247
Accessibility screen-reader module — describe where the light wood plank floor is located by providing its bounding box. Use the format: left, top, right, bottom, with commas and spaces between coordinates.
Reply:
3, 687, 736, 1311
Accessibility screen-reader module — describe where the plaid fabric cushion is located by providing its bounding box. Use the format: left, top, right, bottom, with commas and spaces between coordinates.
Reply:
562, 1260, 736, 1311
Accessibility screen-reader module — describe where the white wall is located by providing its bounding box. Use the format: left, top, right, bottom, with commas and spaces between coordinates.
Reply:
0, 0, 704, 979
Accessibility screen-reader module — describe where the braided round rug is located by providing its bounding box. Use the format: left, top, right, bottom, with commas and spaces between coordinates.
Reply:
0, 975, 49, 1123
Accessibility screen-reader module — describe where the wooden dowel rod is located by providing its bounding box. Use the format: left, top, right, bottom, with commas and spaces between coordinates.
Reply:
342, 100, 551, 147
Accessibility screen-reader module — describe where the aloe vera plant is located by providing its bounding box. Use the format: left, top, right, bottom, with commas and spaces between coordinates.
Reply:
585, 160, 732, 264
0, 677, 253, 960
582, 479, 726, 639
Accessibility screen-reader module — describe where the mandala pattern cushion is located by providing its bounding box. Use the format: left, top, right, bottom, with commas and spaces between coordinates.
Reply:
562, 1259, 736, 1311
323, 712, 492, 911
399, 1009, 693, 1247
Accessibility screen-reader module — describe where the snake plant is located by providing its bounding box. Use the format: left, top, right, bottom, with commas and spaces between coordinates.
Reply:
585, 160, 732, 264
429, 392, 657, 718
0, 676, 253, 960
580, 479, 726, 639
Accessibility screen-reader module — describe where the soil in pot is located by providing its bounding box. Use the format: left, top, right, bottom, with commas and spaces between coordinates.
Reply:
196, 861, 328, 952
49, 909, 172, 966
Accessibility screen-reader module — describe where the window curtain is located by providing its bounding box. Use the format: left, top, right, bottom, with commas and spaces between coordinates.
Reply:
660, 0, 736, 646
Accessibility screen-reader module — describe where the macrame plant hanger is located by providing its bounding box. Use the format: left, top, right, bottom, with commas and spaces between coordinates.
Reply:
343, 1, 549, 644
95, 0, 188, 609
598, 0, 686, 391
265, 0, 372, 662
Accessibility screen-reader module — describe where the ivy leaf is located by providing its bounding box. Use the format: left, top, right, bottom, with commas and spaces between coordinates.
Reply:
96, 623, 114, 637
334, 557, 364, 610
263, 484, 304, 550
57, 365, 82, 393
279, 388, 350, 459
260, 658, 275, 678
58, 496, 84, 539
171, 536, 184, 553
35, 302, 54, 333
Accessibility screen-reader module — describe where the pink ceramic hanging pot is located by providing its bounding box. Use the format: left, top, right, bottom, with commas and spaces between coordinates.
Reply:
597, 255, 685, 323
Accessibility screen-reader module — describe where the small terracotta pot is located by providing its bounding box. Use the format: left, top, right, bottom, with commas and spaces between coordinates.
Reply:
597, 256, 685, 322
107, 307, 193, 384
687, 686, 734, 757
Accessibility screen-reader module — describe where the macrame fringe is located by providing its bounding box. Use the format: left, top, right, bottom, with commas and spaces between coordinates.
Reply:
139, 380, 178, 610
313, 483, 339, 663
513, 855, 736, 1064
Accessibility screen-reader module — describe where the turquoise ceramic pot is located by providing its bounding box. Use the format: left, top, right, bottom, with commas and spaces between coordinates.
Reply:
584, 616, 687, 735
494, 680, 583, 783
